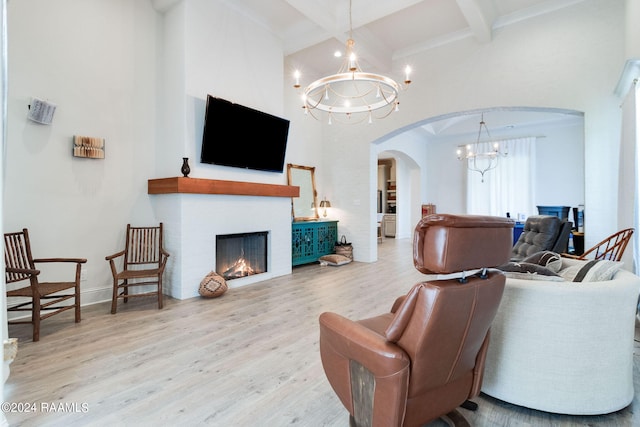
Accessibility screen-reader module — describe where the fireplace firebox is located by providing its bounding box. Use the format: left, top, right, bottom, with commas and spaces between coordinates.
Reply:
216, 232, 268, 280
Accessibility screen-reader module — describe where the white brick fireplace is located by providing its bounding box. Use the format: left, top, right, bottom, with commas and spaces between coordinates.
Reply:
149, 178, 297, 299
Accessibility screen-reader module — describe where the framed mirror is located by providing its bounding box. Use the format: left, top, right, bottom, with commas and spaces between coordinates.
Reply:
287, 163, 319, 221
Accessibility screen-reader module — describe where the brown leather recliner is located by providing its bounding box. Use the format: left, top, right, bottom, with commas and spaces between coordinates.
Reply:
319, 214, 514, 427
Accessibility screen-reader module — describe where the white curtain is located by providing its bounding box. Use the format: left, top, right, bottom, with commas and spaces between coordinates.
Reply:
618, 79, 639, 273
467, 137, 536, 218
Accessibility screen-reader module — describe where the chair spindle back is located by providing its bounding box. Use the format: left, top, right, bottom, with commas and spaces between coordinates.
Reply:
4, 229, 34, 284
590, 228, 634, 261
125, 225, 162, 266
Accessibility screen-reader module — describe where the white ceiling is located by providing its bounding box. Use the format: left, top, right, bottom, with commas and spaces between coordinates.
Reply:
224, 0, 585, 76
222, 0, 587, 138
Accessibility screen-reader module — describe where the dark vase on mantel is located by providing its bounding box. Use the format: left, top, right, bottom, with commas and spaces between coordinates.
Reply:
181, 157, 190, 177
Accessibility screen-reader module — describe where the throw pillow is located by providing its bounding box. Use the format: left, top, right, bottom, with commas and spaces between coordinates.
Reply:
497, 262, 564, 282
198, 271, 228, 298
559, 259, 623, 282
522, 251, 563, 273
319, 254, 352, 266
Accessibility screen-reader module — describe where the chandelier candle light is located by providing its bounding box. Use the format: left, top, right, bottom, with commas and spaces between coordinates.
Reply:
293, 0, 412, 124
456, 114, 508, 182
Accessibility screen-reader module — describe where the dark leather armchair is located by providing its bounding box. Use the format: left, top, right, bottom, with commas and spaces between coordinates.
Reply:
511, 215, 572, 261
319, 214, 514, 426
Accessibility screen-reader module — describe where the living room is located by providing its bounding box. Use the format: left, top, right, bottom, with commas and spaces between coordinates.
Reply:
2, 0, 639, 425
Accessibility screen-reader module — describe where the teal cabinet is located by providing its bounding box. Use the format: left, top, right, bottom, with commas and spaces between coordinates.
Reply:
292, 220, 338, 266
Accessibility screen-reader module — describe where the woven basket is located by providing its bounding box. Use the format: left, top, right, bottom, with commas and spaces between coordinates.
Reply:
334, 235, 353, 260
335, 245, 353, 260
198, 271, 228, 298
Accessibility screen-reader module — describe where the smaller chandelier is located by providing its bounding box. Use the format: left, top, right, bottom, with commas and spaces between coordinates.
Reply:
456, 114, 508, 182
293, 0, 412, 124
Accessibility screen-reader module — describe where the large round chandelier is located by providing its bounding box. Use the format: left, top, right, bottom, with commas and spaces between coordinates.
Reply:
293, 0, 412, 124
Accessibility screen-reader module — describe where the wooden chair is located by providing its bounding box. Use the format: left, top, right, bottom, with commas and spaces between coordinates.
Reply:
4, 229, 86, 342
564, 228, 634, 262
106, 223, 169, 314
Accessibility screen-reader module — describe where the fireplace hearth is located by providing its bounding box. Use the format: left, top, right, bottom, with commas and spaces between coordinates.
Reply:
216, 232, 268, 280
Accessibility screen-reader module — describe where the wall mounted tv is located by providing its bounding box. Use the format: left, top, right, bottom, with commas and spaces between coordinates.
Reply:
201, 95, 290, 173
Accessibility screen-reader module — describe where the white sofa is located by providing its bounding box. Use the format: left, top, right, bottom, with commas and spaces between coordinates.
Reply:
482, 257, 640, 415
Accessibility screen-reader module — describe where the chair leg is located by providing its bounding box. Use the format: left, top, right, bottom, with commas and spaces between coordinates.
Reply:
460, 400, 478, 411
158, 276, 163, 310
75, 284, 81, 323
111, 279, 119, 314
123, 280, 129, 303
33, 296, 41, 342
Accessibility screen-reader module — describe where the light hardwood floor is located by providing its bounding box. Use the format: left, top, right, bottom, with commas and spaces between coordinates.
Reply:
4, 238, 640, 426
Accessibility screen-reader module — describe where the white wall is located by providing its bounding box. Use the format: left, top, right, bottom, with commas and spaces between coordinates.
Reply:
157, 0, 287, 182
319, 0, 625, 261
152, 0, 297, 297
6, 0, 159, 305
534, 121, 585, 209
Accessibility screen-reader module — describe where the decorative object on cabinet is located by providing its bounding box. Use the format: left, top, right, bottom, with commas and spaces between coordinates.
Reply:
181, 157, 190, 177
292, 221, 338, 266
319, 198, 331, 217
287, 164, 319, 221
421, 204, 436, 217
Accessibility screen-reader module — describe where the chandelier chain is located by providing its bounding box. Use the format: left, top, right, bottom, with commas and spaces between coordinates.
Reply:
349, 0, 353, 40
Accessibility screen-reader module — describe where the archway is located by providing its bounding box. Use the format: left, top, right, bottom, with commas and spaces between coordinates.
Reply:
370, 106, 585, 260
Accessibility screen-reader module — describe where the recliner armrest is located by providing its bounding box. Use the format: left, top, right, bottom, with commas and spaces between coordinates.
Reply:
319, 312, 410, 376
390, 295, 406, 313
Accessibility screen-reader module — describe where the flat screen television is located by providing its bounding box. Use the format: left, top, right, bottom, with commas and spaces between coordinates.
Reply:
201, 95, 290, 173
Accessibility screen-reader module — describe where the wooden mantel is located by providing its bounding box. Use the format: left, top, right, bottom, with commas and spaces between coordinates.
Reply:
148, 177, 299, 198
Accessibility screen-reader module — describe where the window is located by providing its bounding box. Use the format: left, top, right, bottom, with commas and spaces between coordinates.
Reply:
466, 137, 536, 219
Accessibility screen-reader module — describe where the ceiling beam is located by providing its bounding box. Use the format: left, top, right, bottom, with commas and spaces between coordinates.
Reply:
285, 0, 340, 37
397, 0, 586, 60
455, 0, 496, 43
284, 0, 421, 72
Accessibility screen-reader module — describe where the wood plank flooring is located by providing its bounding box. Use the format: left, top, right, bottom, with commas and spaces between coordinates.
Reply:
4, 238, 640, 426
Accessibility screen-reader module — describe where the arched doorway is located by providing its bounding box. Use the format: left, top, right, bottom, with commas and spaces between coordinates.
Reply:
370, 106, 584, 260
